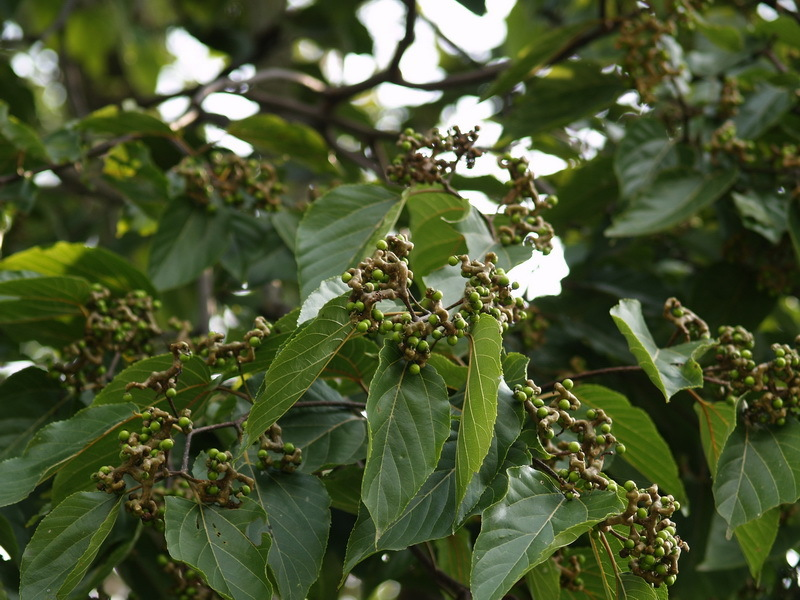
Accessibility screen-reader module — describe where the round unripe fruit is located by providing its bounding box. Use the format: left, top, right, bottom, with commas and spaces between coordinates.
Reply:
624, 480, 637, 492
409, 363, 421, 375
376, 239, 388, 250
428, 314, 439, 325
637, 507, 648, 519
743, 375, 755, 386
673, 501, 681, 511
665, 575, 677, 586
599, 423, 612, 434
118, 430, 130, 442
208, 448, 219, 459
149, 421, 162, 433
616, 443, 627, 455
417, 340, 430, 352
257, 449, 268, 459
568, 441, 581, 453
537, 407, 549, 419
372, 309, 384, 321
447, 335, 458, 346
341, 272, 353, 283
208, 470, 219, 481
562, 378, 574, 390
122, 392, 133, 402
355, 301, 365, 313
160, 439, 175, 451
558, 399, 571, 411
497, 275, 510, 286
166, 387, 177, 399
283, 442, 296, 454
240, 485, 251, 495
357, 320, 370, 333
432, 290, 444, 301
248, 336, 261, 347
448, 256, 460, 266
178, 416, 192, 429
207, 485, 219, 495
624, 538, 635, 549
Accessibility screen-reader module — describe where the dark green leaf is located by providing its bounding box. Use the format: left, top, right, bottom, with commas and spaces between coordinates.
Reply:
77, 106, 171, 136
148, 197, 231, 290
694, 395, 737, 476
470, 467, 625, 600
245, 295, 354, 448
576, 384, 687, 504
614, 119, 681, 199
733, 83, 793, 139
296, 184, 402, 300
435, 528, 472, 586
524, 558, 561, 600
733, 507, 779, 580
227, 114, 335, 173
362, 344, 450, 535
322, 335, 379, 389
616, 572, 666, 599
19, 492, 121, 600
610, 298, 714, 400
456, 315, 503, 509
713, 419, 800, 530
252, 471, 330, 600
0, 242, 155, 295
406, 189, 469, 277
0, 403, 135, 508
164, 496, 272, 600
606, 168, 738, 237
732, 191, 788, 244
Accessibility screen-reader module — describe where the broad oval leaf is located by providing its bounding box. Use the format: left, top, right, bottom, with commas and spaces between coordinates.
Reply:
576, 384, 687, 504
605, 168, 738, 237
19, 492, 121, 600
456, 314, 503, 509
614, 118, 680, 199
296, 184, 403, 300
713, 419, 800, 530
361, 343, 450, 536
244, 294, 354, 448
694, 395, 737, 476
470, 466, 625, 600
406, 189, 469, 277
610, 298, 714, 401
0, 403, 135, 508
164, 496, 272, 600
252, 470, 331, 600
733, 507, 779, 580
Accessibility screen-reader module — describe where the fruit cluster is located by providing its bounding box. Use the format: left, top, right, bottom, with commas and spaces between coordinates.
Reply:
93, 405, 192, 521
496, 154, 556, 254
255, 424, 303, 473
55, 285, 162, 390
158, 554, 220, 600
553, 550, 586, 591
598, 482, 688, 588
711, 325, 800, 425
193, 316, 272, 369
386, 126, 482, 191
663, 297, 710, 341
342, 235, 528, 369
523, 379, 625, 496
174, 151, 283, 214
199, 448, 255, 507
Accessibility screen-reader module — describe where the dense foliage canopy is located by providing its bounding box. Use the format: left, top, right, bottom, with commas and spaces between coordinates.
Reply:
0, 0, 799, 599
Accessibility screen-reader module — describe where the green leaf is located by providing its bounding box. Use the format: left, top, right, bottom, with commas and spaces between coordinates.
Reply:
322, 335, 379, 389
164, 496, 271, 600
614, 119, 681, 199
427, 353, 468, 390
713, 419, 800, 530
733, 83, 793, 139
0, 242, 155, 295
470, 467, 625, 600
616, 572, 666, 599
610, 298, 714, 401
245, 294, 354, 448
481, 21, 594, 101
456, 315, 503, 510
732, 190, 788, 244
76, 106, 172, 136
277, 387, 367, 473
19, 492, 121, 600
790, 201, 800, 269
576, 384, 687, 504
502, 61, 626, 138
148, 197, 231, 291
296, 184, 402, 300
252, 471, 330, 600
0, 403, 135, 508
0, 274, 89, 346
93, 354, 211, 411
606, 168, 738, 237
733, 507, 779, 581
406, 189, 469, 276
524, 558, 561, 600
588, 532, 619, 600
361, 343, 450, 536
0, 367, 70, 460
694, 395, 737, 476
435, 529, 472, 586
227, 114, 335, 173
299, 277, 349, 325
221, 212, 295, 285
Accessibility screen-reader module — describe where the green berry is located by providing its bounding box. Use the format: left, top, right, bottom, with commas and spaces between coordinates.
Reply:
409, 363, 421, 375
160, 439, 175, 451
178, 416, 192, 429
257, 449, 268, 459
207, 485, 219, 495
447, 335, 458, 346
248, 336, 261, 347
624, 480, 637, 492
536, 407, 549, 419
283, 442, 296, 454
166, 387, 177, 399
665, 575, 677, 586
428, 314, 439, 325
568, 441, 581, 453
118, 430, 130, 442
341, 272, 353, 283
208, 448, 219, 459
616, 443, 627, 454
448, 256, 460, 266
432, 290, 444, 301
585, 409, 597, 420
562, 378, 574, 390
624, 538, 635, 549
558, 399, 571, 411
149, 421, 161, 433
376, 239, 388, 250
208, 470, 218, 481
372, 309, 384, 321
122, 392, 133, 402
357, 320, 370, 333
355, 301, 365, 313
637, 507, 648, 519
417, 340, 429, 352
743, 375, 755, 386
240, 485, 251, 495
371, 268, 384, 281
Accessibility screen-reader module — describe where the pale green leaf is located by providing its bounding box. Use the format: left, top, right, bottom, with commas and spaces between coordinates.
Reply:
456, 314, 503, 509
694, 395, 737, 476
610, 298, 714, 400
733, 507, 779, 581
19, 492, 121, 600
713, 419, 800, 530
406, 189, 469, 277
244, 294, 354, 448
296, 184, 403, 300
576, 384, 687, 504
362, 343, 450, 535
470, 467, 625, 600
164, 496, 272, 600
